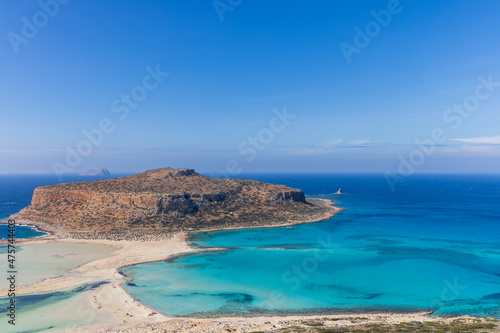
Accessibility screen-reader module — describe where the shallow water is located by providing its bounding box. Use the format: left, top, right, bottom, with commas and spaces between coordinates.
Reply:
0, 242, 116, 287
0, 282, 117, 333
122, 174, 500, 318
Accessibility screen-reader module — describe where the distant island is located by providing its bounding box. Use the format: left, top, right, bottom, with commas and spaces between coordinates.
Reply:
80, 168, 111, 176
12, 167, 338, 239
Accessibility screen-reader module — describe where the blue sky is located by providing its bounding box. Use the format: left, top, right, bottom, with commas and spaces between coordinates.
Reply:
1, 0, 499, 174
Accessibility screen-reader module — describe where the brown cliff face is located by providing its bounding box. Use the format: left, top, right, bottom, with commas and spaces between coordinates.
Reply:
12, 167, 335, 237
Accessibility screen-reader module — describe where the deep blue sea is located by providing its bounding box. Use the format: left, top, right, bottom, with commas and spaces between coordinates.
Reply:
121, 173, 500, 318
1, 173, 500, 319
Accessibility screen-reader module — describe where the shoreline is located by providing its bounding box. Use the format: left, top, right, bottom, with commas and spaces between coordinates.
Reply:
0, 220, 51, 238
74, 312, 499, 333
1, 201, 498, 332
193, 198, 344, 234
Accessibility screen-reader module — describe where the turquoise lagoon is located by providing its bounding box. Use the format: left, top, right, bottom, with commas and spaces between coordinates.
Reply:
121, 174, 500, 318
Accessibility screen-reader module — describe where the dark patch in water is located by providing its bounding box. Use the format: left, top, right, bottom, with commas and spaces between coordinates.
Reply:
72, 281, 108, 293
256, 243, 318, 250
482, 293, 500, 300
221, 293, 254, 303
180, 264, 204, 269
418, 237, 500, 248
363, 245, 483, 268
186, 304, 432, 318
366, 238, 405, 245
365, 293, 383, 299
0, 281, 109, 315
309, 283, 359, 294
482, 250, 500, 255
308, 284, 384, 300
127, 282, 138, 287
161, 248, 237, 265
157, 291, 254, 304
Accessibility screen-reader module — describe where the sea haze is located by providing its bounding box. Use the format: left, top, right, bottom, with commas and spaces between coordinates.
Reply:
121, 173, 500, 318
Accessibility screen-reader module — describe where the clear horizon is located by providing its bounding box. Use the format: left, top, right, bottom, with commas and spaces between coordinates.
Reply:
1, 0, 500, 176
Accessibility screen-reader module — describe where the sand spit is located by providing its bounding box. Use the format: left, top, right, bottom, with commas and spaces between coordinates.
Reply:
0, 233, 193, 297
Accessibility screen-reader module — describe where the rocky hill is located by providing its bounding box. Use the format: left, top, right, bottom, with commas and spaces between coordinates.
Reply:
11, 167, 338, 239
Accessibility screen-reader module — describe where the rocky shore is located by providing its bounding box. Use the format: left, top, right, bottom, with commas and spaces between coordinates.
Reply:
10, 168, 339, 240
6, 197, 339, 242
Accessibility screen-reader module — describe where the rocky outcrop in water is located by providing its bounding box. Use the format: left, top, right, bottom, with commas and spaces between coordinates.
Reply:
12, 168, 336, 237
80, 168, 111, 176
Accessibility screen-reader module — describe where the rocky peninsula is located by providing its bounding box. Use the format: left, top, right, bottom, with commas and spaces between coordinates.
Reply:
11, 167, 338, 240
